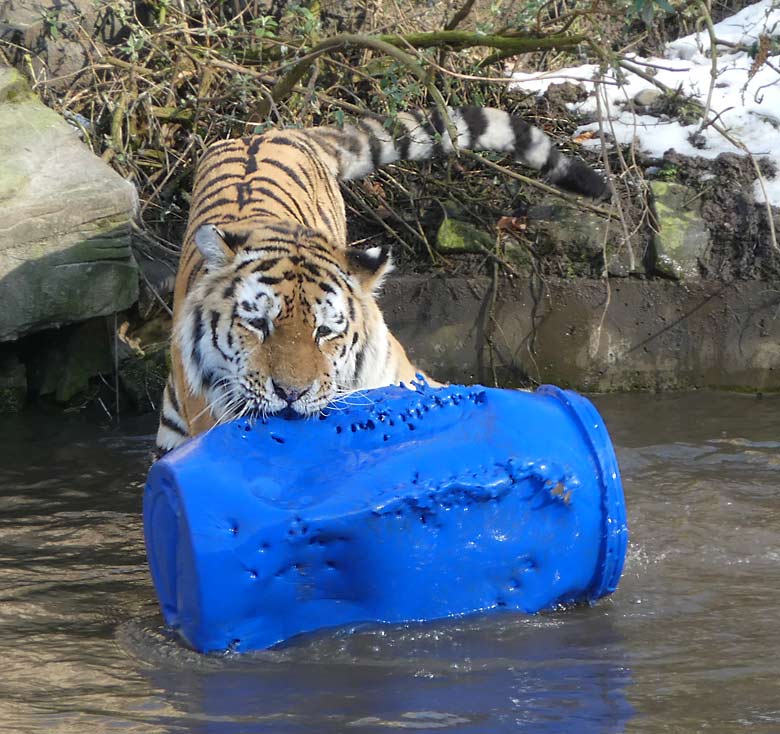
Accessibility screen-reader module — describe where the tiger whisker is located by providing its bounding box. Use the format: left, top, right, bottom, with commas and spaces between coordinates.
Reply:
333, 390, 375, 405
190, 383, 244, 424
205, 395, 246, 435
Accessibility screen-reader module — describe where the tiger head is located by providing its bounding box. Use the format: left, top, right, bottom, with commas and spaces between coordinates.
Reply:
176, 222, 393, 423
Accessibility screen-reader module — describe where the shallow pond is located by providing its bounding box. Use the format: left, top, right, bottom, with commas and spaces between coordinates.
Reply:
1, 391, 778, 733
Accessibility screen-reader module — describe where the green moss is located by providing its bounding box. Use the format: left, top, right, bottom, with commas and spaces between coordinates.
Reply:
1, 84, 35, 104
0, 387, 25, 413
0, 68, 35, 104
653, 192, 699, 246
503, 241, 533, 274
650, 181, 709, 280
436, 217, 494, 253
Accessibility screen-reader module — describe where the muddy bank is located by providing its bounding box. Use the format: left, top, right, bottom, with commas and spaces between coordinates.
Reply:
383, 275, 780, 392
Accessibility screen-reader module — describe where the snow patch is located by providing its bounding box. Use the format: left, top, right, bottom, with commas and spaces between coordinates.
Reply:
510, 1, 780, 205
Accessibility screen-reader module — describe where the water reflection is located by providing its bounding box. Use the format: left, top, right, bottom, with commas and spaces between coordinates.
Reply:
1, 392, 779, 733
132, 608, 634, 733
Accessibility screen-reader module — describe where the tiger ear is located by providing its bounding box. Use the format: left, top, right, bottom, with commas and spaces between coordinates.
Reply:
346, 245, 394, 293
194, 224, 234, 268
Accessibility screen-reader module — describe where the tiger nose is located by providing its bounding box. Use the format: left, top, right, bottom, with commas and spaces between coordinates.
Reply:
272, 380, 308, 404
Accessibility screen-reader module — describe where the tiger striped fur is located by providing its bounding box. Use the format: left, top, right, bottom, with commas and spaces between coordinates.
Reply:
156, 106, 607, 453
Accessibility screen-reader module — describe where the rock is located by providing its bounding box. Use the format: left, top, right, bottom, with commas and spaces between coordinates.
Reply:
0, 0, 132, 90
502, 237, 534, 274
649, 181, 710, 279
116, 315, 172, 413
0, 66, 139, 342
26, 318, 114, 403
0, 65, 32, 103
633, 88, 662, 107
545, 81, 587, 105
526, 204, 644, 277
436, 217, 494, 253
666, 39, 700, 62
0, 349, 27, 413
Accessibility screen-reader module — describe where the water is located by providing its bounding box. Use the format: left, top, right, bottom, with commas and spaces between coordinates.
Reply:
0, 392, 778, 733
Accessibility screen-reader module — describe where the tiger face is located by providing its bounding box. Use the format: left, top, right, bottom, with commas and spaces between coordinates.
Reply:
176, 222, 392, 423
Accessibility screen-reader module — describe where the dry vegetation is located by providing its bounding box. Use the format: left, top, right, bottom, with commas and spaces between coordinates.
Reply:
0, 0, 759, 281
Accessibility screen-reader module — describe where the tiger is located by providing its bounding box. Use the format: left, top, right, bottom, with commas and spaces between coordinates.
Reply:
155, 106, 608, 454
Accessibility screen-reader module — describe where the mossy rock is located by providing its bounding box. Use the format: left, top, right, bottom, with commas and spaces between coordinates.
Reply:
0, 64, 139, 342
0, 67, 35, 104
649, 181, 710, 279
436, 218, 494, 253
526, 204, 643, 277
502, 239, 534, 273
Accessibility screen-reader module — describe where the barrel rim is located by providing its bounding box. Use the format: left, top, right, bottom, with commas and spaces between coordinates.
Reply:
144, 460, 206, 644
536, 385, 629, 598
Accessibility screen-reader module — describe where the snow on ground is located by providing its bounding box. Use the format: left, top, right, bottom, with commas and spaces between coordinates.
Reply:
510, 0, 780, 205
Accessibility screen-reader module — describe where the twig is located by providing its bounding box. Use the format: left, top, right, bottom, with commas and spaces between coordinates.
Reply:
258, 33, 457, 148
616, 57, 676, 93
695, 0, 719, 133
488, 260, 500, 387
594, 80, 636, 271
377, 30, 587, 53
459, 149, 614, 218
342, 187, 416, 256
594, 199, 615, 360
444, 0, 477, 31
113, 312, 120, 421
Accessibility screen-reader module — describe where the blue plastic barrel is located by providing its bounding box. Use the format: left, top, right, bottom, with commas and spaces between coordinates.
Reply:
144, 383, 628, 653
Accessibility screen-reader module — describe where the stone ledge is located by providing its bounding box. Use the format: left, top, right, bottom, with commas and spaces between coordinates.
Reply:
0, 66, 139, 341
381, 275, 780, 392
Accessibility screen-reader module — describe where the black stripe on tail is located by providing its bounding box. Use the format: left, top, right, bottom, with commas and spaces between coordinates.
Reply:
330, 106, 608, 200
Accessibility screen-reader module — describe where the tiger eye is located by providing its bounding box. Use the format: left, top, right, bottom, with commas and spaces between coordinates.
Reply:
247, 317, 270, 338
315, 325, 333, 340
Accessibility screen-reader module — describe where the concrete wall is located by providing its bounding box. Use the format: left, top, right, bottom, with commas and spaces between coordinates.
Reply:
382, 276, 780, 392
